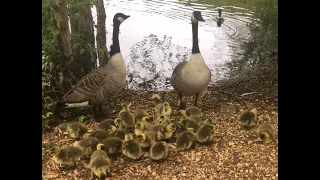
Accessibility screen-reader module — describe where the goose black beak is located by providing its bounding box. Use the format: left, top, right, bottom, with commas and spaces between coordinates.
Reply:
124, 15, 130, 20
198, 16, 205, 22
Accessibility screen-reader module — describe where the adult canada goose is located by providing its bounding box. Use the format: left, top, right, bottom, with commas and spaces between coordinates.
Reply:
56, 13, 130, 118
170, 11, 211, 109
216, 9, 224, 27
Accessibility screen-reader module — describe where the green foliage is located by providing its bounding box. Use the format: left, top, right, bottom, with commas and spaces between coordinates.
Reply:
68, 0, 96, 10
42, 100, 55, 130
42, 112, 52, 130
42, 0, 60, 60
42, 142, 56, 150
42, 0, 61, 108
42, 0, 99, 129
77, 114, 92, 124
68, 0, 99, 80
242, 0, 278, 66
70, 37, 98, 82
42, 52, 55, 130
228, 0, 278, 77
59, 122, 68, 129
80, 48, 86, 55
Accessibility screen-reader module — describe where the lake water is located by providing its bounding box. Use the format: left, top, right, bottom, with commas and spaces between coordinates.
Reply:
92, 0, 259, 90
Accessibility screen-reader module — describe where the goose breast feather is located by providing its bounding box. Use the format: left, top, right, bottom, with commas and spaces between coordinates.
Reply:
170, 59, 211, 94
170, 61, 187, 89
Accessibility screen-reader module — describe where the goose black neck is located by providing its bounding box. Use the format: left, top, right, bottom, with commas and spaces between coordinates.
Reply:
192, 22, 200, 54
111, 22, 121, 57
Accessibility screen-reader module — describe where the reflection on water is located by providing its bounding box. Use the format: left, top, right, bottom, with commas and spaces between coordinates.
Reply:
92, 0, 258, 90
127, 34, 189, 90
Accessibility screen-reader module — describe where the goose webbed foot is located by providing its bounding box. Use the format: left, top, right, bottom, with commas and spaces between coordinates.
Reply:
179, 102, 186, 110
178, 92, 186, 110
193, 93, 199, 107
92, 104, 107, 120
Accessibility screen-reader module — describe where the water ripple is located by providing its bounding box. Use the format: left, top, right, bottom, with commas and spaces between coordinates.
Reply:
91, 0, 259, 90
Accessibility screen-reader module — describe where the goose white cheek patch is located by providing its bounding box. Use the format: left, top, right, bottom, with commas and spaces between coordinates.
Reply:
117, 17, 125, 23
191, 14, 198, 23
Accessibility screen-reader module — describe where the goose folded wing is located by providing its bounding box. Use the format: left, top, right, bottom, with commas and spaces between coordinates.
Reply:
63, 68, 107, 103
172, 61, 187, 75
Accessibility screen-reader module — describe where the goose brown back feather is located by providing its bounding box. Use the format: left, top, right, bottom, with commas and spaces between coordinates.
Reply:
63, 54, 126, 105
61, 13, 130, 106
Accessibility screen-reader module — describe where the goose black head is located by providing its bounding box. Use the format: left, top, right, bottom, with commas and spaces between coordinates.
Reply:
191, 11, 205, 23
218, 9, 222, 16
113, 13, 130, 24
108, 44, 114, 57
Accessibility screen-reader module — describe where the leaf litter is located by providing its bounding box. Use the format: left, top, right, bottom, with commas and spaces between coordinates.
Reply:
42, 70, 278, 180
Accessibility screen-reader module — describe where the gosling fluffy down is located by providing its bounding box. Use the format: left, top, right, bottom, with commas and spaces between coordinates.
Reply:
137, 130, 157, 148
176, 129, 197, 151
154, 102, 172, 117
118, 103, 135, 128
90, 143, 112, 179
162, 102, 172, 116
108, 125, 127, 140
134, 122, 145, 136
101, 137, 123, 155
140, 116, 152, 129
150, 141, 168, 160
51, 145, 83, 168
180, 118, 200, 132
196, 120, 214, 143
88, 130, 110, 141
257, 122, 276, 145
156, 115, 169, 125
96, 119, 115, 131
67, 122, 88, 139
134, 108, 149, 123
171, 119, 187, 138
185, 105, 203, 124
238, 108, 257, 128
75, 136, 100, 157
121, 134, 142, 160
150, 123, 176, 140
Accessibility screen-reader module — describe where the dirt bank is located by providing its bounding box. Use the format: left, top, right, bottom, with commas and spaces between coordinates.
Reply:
42, 62, 278, 180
